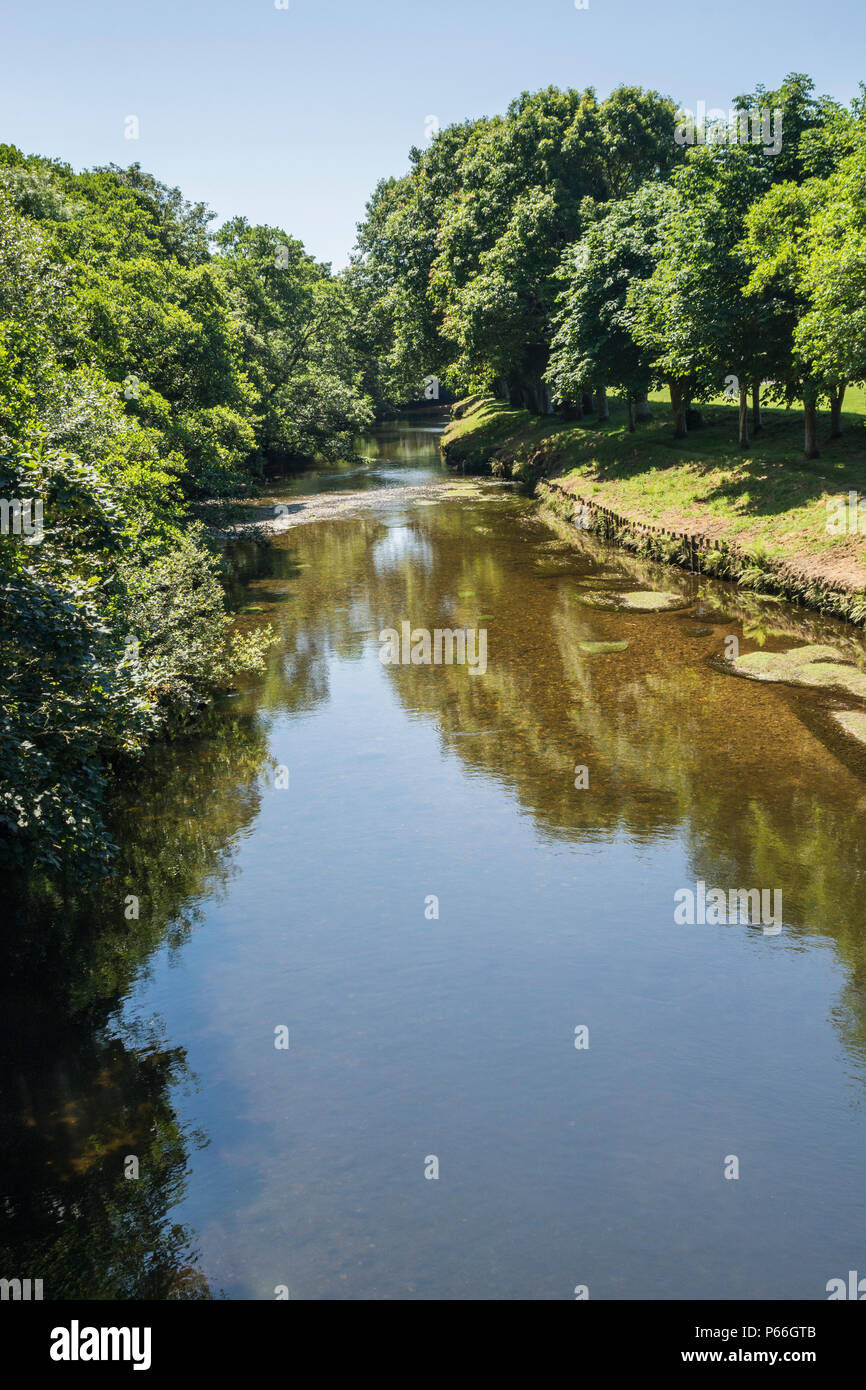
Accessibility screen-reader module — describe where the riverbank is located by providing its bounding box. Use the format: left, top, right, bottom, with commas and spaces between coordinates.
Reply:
442, 395, 866, 627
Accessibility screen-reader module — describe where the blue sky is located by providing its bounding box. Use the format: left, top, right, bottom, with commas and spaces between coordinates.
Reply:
1, 0, 863, 268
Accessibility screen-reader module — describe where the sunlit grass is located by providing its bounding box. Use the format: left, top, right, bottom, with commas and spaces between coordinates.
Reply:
444, 393, 866, 574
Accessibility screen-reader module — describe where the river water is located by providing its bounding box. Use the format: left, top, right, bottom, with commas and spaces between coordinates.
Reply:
4, 414, 866, 1300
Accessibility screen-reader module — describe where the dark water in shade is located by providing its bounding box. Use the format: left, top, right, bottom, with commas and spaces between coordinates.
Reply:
4, 415, 866, 1300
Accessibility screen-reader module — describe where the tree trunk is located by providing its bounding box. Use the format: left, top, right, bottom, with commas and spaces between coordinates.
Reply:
594, 387, 609, 421
830, 384, 846, 438
738, 383, 750, 449
580, 391, 594, 417
803, 396, 819, 459
635, 395, 652, 422
751, 379, 762, 434
627, 396, 635, 432
669, 379, 687, 438
517, 373, 544, 414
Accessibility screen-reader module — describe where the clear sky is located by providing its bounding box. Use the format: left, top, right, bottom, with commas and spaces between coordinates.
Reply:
1, 0, 863, 269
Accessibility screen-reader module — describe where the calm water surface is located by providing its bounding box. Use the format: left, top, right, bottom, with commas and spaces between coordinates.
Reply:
4, 413, 866, 1300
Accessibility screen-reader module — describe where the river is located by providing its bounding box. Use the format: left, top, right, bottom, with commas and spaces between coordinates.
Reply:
3, 413, 866, 1300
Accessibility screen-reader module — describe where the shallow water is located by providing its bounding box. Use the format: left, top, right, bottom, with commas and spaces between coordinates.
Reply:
4, 415, 866, 1300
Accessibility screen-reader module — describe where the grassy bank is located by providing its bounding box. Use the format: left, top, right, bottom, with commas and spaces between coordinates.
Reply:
442, 394, 866, 626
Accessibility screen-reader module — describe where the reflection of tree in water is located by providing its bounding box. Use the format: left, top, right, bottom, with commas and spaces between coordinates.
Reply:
0, 706, 271, 1298
253, 497, 866, 1069
1, 1029, 209, 1299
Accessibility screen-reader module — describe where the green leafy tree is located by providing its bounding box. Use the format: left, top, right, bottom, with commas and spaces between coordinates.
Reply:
215, 218, 373, 463
547, 183, 675, 428
733, 72, 844, 185
628, 144, 775, 441
793, 139, 866, 434
741, 178, 834, 456
353, 85, 681, 412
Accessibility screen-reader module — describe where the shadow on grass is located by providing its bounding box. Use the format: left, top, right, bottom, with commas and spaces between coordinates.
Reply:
546, 394, 866, 524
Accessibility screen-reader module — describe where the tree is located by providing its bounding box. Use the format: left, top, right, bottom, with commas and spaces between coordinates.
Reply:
793, 139, 866, 434
353, 85, 681, 412
628, 144, 776, 443
547, 184, 675, 428
0, 181, 272, 876
741, 179, 835, 457
215, 218, 373, 463
733, 72, 843, 186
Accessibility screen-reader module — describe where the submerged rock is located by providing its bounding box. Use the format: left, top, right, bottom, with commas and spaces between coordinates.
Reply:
574, 589, 690, 613
726, 645, 866, 700
833, 710, 866, 743
619, 590, 691, 611
579, 640, 629, 653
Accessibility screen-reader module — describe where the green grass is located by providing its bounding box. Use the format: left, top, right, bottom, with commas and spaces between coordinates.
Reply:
443, 392, 866, 590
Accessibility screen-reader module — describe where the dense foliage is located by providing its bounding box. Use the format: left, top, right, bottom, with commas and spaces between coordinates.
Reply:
0, 147, 372, 874
353, 73, 865, 454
